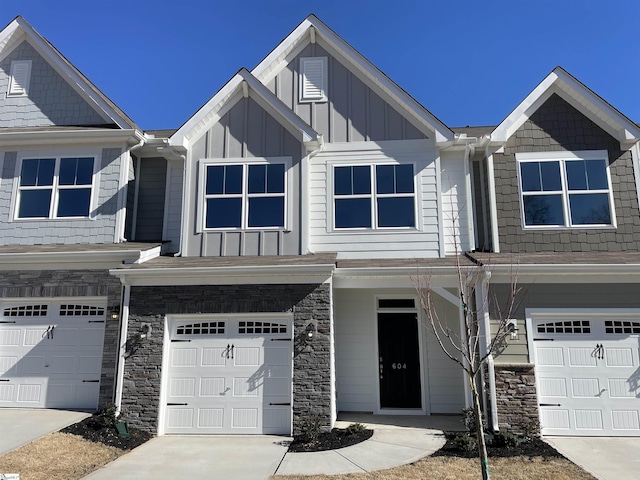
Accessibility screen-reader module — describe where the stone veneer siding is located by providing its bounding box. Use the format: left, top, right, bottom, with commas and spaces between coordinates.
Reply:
494, 93, 640, 252
493, 364, 539, 435
123, 283, 331, 434
0, 270, 122, 405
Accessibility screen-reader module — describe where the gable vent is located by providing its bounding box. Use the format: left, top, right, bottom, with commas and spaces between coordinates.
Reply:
300, 57, 327, 102
8, 60, 32, 97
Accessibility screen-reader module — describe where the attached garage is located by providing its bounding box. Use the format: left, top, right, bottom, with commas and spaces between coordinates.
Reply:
0, 299, 107, 409
162, 314, 293, 435
530, 310, 640, 436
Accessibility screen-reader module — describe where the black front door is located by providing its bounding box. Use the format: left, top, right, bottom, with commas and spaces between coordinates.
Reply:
377, 312, 422, 409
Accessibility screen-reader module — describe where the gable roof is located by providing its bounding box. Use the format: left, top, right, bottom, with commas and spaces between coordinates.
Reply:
0, 16, 139, 130
251, 14, 454, 144
492, 66, 640, 148
170, 68, 321, 150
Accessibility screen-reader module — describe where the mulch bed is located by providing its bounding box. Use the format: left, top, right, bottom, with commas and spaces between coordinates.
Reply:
288, 427, 374, 452
434, 432, 563, 459
61, 416, 152, 450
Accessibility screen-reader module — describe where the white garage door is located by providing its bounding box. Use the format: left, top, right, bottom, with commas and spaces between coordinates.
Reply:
533, 314, 640, 436
163, 315, 292, 435
0, 299, 107, 409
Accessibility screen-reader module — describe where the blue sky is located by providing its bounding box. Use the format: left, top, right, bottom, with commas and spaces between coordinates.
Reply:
5, 1, 639, 130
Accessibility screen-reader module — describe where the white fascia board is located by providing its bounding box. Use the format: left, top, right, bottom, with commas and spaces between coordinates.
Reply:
109, 263, 335, 286
8, 18, 136, 129
487, 263, 640, 282
492, 67, 640, 146
0, 246, 161, 269
333, 266, 471, 289
251, 16, 453, 143
0, 128, 144, 148
170, 69, 319, 149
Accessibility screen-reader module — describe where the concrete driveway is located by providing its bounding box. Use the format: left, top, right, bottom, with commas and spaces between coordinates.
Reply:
82, 435, 290, 480
545, 436, 640, 480
0, 408, 90, 455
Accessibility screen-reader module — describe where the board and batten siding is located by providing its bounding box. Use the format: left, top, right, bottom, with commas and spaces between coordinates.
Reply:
441, 151, 473, 254
0, 147, 123, 245
263, 43, 427, 144
0, 40, 108, 128
334, 288, 465, 414
489, 283, 640, 365
309, 140, 441, 259
184, 95, 303, 257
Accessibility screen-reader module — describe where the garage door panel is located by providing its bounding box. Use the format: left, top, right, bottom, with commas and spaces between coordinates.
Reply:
264, 346, 291, 364
568, 348, 597, 367
0, 356, 17, 373
17, 383, 42, 403
232, 408, 258, 429
171, 348, 197, 366
233, 377, 259, 396
263, 377, 290, 396
167, 408, 194, 428
201, 347, 226, 366
605, 348, 634, 367
541, 409, 570, 430
538, 377, 567, 397
198, 408, 223, 428
77, 355, 102, 375
0, 329, 20, 346
234, 347, 260, 366
612, 411, 640, 430
50, 356, 75, 374
608, 378, 636, 398
24, 328, 47, 346
575, 410, 603, 430
17, 356, 45, 374
536, 347, 564, 366
200, 377, 226, 396
169, 377, 196, 397
571, 378, 601, 397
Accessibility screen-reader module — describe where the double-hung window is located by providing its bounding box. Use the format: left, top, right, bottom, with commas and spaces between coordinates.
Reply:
333, 164, 415, 229
517, 151, 615, 228
16, 156, 95, 219
203, 159, 287, 229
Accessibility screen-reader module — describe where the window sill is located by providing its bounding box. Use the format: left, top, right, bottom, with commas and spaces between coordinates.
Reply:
13, 216, 94, 222
521, 225, 616, 231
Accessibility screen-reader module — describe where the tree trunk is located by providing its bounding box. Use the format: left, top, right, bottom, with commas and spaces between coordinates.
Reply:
472, 385, 490, 480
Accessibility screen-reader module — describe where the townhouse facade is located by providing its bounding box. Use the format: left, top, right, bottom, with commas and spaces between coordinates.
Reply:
0, 14, 638, 438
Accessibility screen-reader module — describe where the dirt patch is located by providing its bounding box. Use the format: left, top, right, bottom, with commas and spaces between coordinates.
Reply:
0, 432, 124, 480
288, 427, 373, 452
434, 432, 563, 458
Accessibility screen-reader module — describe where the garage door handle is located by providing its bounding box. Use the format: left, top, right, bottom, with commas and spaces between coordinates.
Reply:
171, 339, 191, 343
0, 320, 16, 324
271, 338, 292, 341
167, 403, 188, 406
269, 402, 291, 406
82, 380, 100, 383
539, 403, 561, 407
0, 379, 9, 382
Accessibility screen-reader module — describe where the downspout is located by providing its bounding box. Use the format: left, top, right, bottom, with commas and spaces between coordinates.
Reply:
485, 148, 500, 253
477, 267, 499, 431
114, 282, 131, 416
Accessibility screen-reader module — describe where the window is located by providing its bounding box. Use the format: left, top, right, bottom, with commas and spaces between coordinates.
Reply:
8, 60, 31, 97
203, 159, 287, 229
333, 164, 415, 229
16, 156, 95, 219
517, 151, 614, 228
299, 57, 328, 102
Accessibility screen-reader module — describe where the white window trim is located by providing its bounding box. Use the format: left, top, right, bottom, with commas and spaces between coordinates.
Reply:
7, 60, 32, 97
299, 57, 328, 103
11, 148, 101, 222
197, 156, 292, 232
329, 160, 419, 231
515, 150, 616, 230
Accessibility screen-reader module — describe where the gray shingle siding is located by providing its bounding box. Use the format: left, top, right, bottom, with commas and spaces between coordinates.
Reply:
133, 158, 166, 241
0, 148, 122, 245
494, 94, 640, 252
0, 41, 108, 127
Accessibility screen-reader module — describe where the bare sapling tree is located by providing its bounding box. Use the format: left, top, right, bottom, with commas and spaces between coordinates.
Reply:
413, 208, 521, 480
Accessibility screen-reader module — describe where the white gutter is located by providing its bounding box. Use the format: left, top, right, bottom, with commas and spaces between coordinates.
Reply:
0, 246, 160, 266
483, 263, 640, 277
0, 128, 143, 147
114, 284, 130, 416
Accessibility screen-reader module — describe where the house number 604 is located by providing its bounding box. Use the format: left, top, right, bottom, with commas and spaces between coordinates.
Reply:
392, 363, 407, 369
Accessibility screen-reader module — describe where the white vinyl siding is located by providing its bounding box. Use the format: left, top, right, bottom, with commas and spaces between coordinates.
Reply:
441, 151, 473, 254
309, 140, 441, 259
163, 159, 183, 252
334, 288, 464, 414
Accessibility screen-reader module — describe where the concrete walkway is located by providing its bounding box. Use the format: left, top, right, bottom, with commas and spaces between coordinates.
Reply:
544, 436, 640, 480
275, 414, 462, 476
0, 408, 90, 455
83, 414, 463, 480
